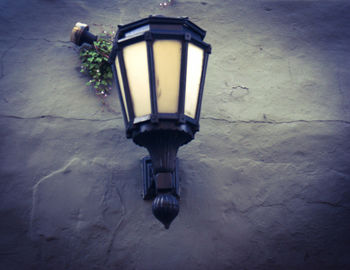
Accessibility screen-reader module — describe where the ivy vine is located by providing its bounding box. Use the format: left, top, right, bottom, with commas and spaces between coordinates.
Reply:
79, 32, 114, 96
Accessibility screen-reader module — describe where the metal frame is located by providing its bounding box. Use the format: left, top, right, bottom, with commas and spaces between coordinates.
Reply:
110, 16, 211, 138
117, 16, 206, 39
145, 32, 159, 123
195, 49, 210, 123
178, 38, 188, 123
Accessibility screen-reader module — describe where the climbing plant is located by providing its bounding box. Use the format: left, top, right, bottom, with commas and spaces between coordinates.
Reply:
79, 33, 113, 96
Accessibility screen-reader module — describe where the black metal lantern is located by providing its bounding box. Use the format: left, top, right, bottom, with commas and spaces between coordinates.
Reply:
70, 16, 211, 229
108, 16, 211, 229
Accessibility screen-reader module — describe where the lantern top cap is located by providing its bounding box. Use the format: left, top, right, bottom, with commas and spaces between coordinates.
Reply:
117, 15, 207, 40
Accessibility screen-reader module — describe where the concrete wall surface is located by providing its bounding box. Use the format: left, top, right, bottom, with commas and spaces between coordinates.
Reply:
0, 0, 349, 269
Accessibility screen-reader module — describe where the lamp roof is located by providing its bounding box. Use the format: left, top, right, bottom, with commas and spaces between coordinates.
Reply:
116, 15, 207, 40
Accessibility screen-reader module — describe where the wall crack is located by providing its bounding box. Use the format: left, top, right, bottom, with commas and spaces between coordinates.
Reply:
104, 186, 126, 266
201, 117, 350, 125
0, 114, 122, 122
30, 158, 80, 238
307, 200, 350, 210
0, 37, 20, 80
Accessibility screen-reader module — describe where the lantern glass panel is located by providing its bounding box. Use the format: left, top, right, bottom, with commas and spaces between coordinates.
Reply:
123, 41, 152, 117
115, 57, 129, 121
153, 40, 182, 114
184, 43, 204, 119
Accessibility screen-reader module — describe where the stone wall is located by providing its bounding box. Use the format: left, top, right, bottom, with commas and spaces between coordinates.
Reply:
0, 0, 349, 269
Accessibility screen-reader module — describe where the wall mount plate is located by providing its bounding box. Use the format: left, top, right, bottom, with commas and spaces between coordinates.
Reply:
141, 156, 180, 200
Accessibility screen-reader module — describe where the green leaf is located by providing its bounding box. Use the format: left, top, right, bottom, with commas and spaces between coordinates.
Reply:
78, 30, 115, 96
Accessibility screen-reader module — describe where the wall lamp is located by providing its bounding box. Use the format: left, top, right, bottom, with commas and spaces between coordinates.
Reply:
71, 16, 211, 229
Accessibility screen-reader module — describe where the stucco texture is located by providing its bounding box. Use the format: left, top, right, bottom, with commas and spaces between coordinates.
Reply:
0, 0, 350, 269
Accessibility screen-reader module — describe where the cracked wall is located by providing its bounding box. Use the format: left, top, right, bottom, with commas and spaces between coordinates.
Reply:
1, 0, 350, 269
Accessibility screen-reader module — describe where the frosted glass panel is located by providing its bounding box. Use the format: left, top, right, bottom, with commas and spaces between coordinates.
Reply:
185, 43, 204, 119
153, 40, 182, 113
115, 57, 129, 121
123, 41, 151, 117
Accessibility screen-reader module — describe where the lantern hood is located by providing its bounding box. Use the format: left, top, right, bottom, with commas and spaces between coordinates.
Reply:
109, 15, 211, 64
117, 15, 206, 39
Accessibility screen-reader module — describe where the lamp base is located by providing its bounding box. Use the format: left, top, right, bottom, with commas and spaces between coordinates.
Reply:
134, 122, 192, 229
132, 121, 193, 173
152, 193, 179, 229
141, 156, 180, 200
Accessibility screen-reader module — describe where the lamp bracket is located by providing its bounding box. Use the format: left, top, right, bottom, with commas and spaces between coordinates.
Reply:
141, 156, 180, 200
70, 22, 98, 46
